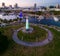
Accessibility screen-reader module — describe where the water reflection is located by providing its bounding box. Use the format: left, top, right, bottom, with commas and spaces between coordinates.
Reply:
0, 13, 60, 27
22, 16, 60, 27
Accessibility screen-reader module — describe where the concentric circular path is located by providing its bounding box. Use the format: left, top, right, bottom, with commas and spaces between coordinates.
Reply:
12, 25, 53, 47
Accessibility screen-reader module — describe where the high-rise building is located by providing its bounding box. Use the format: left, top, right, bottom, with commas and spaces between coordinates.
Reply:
2, 2, 5, 8
56, 4, 60, 8
9, 5, 12, 9
14, 3, 18, 8
34, 3, 37, 10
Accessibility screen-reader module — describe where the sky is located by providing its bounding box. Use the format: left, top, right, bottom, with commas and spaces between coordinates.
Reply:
0, 0, 60, 7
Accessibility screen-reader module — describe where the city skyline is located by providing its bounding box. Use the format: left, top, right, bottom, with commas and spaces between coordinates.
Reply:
0, 0, 60, 7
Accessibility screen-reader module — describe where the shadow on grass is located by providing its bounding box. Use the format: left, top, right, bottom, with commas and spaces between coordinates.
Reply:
0, 31, 9, 54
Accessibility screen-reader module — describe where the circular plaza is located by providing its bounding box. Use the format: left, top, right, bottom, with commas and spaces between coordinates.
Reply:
12, 24, 53, 47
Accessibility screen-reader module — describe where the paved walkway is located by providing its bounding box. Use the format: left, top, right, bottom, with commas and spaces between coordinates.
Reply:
48, 26, 60, 32
12, 25, 53, 47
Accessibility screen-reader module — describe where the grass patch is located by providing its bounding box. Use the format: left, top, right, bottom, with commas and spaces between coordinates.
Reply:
0, 24, 60, 56
17, 26, 47, 42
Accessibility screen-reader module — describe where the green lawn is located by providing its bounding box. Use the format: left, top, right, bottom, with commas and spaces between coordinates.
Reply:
18, 26, 47, 42
0, 24, 60, 56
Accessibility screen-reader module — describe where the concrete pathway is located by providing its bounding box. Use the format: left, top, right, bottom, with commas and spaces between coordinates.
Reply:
12, 25, 53, 47
48, 26, 60, 32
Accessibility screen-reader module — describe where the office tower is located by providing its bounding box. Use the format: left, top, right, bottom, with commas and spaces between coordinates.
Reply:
14, 3, 18, 8
9, 5, 12, 9
34, 3, 37, 10
2, 2, 5, 8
